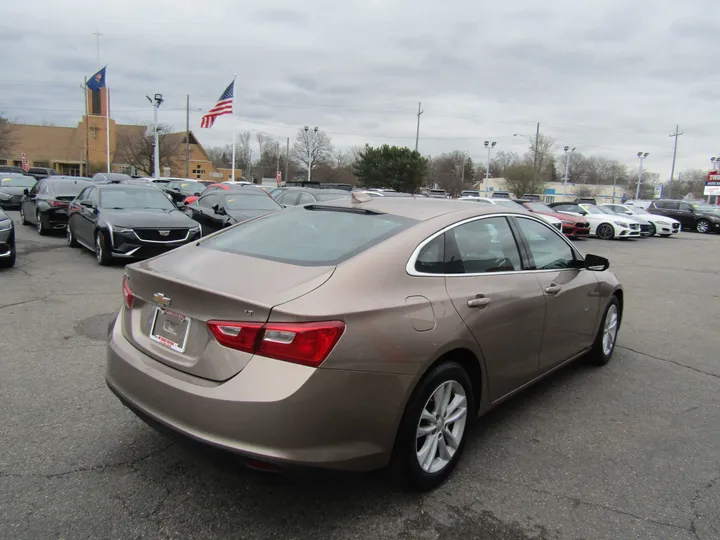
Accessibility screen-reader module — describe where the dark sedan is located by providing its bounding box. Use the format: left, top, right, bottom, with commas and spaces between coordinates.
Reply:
20, 178, 92, 235
184, 189, 282, 235
0, 175, 36, 209
162, 180, 207, 206
67, 184, 202, 265
273, 187, 351, 207
92, 172, 132, 184
0, 208, 15, 268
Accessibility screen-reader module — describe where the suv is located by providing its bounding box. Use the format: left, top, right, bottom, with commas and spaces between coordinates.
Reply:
646, 199, 720, 234
27, 167, 57, 180
491, 191, 510, 199
0, 166, 26, 174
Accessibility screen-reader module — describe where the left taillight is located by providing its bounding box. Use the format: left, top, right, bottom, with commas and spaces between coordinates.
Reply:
206, 320, 345, 367
48, 199, 67, 207
122, 276, 134, 309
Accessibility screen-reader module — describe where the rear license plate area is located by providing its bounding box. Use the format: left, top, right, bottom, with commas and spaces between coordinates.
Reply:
150, 307, 191, 353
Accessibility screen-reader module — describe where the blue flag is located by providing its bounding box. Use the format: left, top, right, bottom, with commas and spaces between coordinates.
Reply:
87, 67, 106, 92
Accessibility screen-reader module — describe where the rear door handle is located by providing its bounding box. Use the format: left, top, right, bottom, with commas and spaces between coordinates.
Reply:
467, 296, 490, 308
545, 284, 562, 295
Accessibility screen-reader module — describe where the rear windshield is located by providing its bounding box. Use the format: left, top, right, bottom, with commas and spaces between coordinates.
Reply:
1, 176, 36, 187
49, 181, 90, 196
313, 192, 351, 202
203, 207, 417, 266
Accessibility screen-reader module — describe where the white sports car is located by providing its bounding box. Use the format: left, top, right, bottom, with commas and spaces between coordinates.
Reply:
460, 197, 564, 231
549, 203, 641, 240
601, 203, 680, 237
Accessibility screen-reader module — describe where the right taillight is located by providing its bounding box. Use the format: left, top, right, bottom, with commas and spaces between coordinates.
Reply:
206, 320, 345, 367
122, 276, 134, 309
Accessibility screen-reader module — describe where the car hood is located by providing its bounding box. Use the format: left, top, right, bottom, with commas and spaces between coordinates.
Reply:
226, 208, 279, 223
697, 211, 720, 221
0, 186, 26, 196
103, 208, 198, 228
601, 214, 637, 225
535, 210, 587, 223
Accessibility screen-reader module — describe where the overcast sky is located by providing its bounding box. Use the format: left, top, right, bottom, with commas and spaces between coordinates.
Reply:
2, 0, 718, 179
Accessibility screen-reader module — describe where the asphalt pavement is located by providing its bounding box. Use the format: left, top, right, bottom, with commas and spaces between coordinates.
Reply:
1, 212, 719, 540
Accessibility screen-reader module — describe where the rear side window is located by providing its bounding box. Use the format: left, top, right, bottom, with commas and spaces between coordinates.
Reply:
204, 208, 417, 266
445, 217, 522, 274
415, 235, 445, 274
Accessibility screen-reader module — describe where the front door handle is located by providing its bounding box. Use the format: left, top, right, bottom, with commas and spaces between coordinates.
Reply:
467, 296, 490, 308
545, 284, 562, 295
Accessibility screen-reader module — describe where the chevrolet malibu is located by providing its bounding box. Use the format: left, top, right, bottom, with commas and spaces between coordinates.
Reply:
107, 196, 623, 490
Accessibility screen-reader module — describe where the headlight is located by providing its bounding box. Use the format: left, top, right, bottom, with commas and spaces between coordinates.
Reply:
0, 193, 10, 200
0, 218, 11, 231
561, 220, 574, 225
613, 221, 628, 228
113, 227, 134, 234
189, 225, 200, 232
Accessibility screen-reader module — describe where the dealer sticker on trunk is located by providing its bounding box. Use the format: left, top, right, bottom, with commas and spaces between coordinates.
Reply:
149, 307, 191, 353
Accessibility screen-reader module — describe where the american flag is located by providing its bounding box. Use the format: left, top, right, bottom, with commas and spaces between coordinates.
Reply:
200, 80, 234, 128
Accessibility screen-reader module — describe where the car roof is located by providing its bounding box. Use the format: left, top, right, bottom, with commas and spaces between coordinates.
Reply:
98, 183, 161, 190
283, 187, 351, 194
311, 196, 525, 221
45, 178, 92, 186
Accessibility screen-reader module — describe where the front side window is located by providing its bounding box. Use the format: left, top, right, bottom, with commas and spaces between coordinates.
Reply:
516, 217, 575, 270
279, 192, 301, 206
198, 193, 220, 208
296, 192, 315, 205
679, 203, 694, 212
445, 217, 522, 274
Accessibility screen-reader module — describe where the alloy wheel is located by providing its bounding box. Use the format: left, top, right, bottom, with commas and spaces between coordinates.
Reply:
597, 224, 613, 240
66, 226, 73, 246
96, 234, 103, 263
415, 380, 467, 474
696, 220, 710, 234
648, 223, 656, 236
36, 212, 42, 234
602, 304, 618, 356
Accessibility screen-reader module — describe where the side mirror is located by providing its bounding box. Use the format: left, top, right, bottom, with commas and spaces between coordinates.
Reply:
584, 254, 610, 271
23, 188, 29, 196
193, 192, 200, 196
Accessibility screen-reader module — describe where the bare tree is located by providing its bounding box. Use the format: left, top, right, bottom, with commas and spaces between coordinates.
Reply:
0, 114, 17, 157
116, 124, 182, 176
524, 134, 556, 181
429, 151, 475, 196
291, 128, 333, 178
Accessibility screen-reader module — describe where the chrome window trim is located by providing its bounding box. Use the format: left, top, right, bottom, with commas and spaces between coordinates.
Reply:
406, 212, 584, 278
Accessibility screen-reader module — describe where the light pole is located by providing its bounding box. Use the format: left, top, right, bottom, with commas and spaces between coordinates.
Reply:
514, 132, 539, 184
484, 141, 496, 195
146, 93, 164, 178
304, 125, 318, 181
636, 152, 649, 200
562, 145, 576, 199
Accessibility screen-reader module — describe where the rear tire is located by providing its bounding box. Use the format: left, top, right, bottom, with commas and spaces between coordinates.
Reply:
587, 297, 621, 366
36, 211, 47, 236
19, 206, 29, 225
393, 361, 475, 491
596, 223, 614, 240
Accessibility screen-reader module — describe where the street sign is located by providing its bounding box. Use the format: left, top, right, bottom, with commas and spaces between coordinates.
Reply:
20, 152, 26, 159
21, 161, 30, 172
276, 171, 282, 185
704, 172, 720, 196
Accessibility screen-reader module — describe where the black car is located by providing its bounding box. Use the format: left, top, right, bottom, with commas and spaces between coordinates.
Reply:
0, 175, 36, 208
162, 179, 207, 206
92, 172, 132, 184
185, 189, 282, 235
0, 207, 15, 268
66, 184, 202, 265
20, 177, 92, 235
0, 166, 25, 174
574, 197, 597, 205
273, 187, 351, 207
26, 167, 57, 180
645, 199, 720, 234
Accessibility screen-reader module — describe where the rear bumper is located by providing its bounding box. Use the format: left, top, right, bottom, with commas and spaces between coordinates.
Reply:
43, 208, 69, 229
106, 315, 411, 471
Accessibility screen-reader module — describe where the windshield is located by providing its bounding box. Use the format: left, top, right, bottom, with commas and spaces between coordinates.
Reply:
1, 176, 36, 188
692, 204, 718, 213
174, 181, 206, 194
525, 202, 553, 213
204, 207, 417, 266
50, 182, 90, 196
314, 192, 352, 202
100, 187, 176, 210
493, 200, 526, 211
583, 206, 610, 215
224, 194, 281, 211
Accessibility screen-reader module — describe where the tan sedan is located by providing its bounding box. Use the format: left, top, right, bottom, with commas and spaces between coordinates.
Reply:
107, 196, 623, 490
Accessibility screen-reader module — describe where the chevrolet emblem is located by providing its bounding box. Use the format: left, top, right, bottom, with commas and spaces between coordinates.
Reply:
153, 293, 171, 307
159, 230, 170, 237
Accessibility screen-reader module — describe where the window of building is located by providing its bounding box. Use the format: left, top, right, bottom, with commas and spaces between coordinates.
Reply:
91, 91, 101, 115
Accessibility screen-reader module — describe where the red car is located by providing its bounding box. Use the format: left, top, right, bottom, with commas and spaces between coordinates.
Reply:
518, 200, 590, 238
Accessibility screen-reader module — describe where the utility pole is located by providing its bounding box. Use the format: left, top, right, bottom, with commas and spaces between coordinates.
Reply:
415, 102, 423, 152
532, 122, 540, 183
636, 152, 649, 200
285, 137, 289, 184
146, 94, 164, 178
185, 95, 190, 178
275, 141, 280, 178
668, 124, 683, 183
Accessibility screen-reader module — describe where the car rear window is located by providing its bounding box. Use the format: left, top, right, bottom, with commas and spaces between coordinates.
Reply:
49, 181, 90, 196
203, 207, 417, 266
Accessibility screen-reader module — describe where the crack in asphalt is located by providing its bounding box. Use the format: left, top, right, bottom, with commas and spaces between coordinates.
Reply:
485, 476, 693, 534
0, 443, 173, 480
0, 296, 46, 311
689, 476, 720, 539
617, 345, 720, 380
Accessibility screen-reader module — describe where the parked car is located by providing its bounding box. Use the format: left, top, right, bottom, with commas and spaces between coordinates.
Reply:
161, 180, 207, 206
19, 177, 92, 235
0, 207, 15, 268
425, 189, 448, 199
66, 184, 202, 265
574, 197, 597, 205
593, 205, 653, 237
491, 191, 511, 199
460, 190, 480, 198
184, 188, 282, 235
182, 183, 233, 206
516, 200, 590, 239
645, 200, 720, 234
521, 194, 543, 201
355, 190, 414, 198
461, 197, 564, 232
600, 203, 680, 237
92, 172, 132, 184
0, 175, 37, 209
549, 202, 641, 239
274, 188, 351, 207
26, 167, 57, 180
0, 166, 26, 174
107, 197, 622, 491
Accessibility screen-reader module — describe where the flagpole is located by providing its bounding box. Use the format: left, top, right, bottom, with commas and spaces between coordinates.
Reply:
230, 74, 237, 182
83, 77, 89, 176
105, 85, 111, 173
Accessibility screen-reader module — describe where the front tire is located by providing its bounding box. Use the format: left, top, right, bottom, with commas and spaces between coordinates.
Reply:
394, 361, 474, 491
596, 223, 614, 240
95, 230, 112, 266
647, 223, 656, 236
696, 219, 710, 234
67, 223, 78, 247
588, 297, 621, 366
19, 206, 29, 225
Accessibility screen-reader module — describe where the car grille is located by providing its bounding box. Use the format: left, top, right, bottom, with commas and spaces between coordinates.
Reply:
629, 223, 640, 230
133, 228, 189, 242
579, 222, 589, 228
